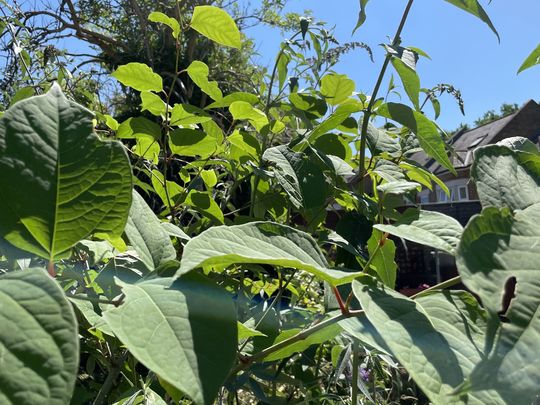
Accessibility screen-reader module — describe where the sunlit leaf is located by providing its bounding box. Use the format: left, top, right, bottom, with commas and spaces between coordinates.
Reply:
112, 62, 163, 92
178, 221, 362, 285
190, 5, 241, 48
0, 84, 132, 260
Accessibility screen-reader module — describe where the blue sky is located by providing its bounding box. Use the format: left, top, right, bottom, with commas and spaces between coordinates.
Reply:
246, 0, 540, 130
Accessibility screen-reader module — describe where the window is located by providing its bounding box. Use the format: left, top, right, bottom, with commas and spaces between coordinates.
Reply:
419, 190, 430, 204
436, 180, 469, 202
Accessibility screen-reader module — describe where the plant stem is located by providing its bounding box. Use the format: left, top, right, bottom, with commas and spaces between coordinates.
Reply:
357, 0, 415, 193
410, 275, 462, 299
92, 351, 128, 405
231, 309, 364, 376
249, 30, 302, 217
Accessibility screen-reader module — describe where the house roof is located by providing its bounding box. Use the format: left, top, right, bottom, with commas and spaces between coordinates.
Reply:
411, 99, 540, 174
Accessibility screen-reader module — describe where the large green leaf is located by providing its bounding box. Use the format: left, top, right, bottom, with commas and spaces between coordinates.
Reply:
377, 102, 455, 174
263, 146, 329, 211
168, 128, 220, 158
456, 204, 540, 404
390, 50, 420, 109
229, 101, 268, 132
307, 101, 362, 142
353, 276, 493, 404
190, 5, 241, 49
184, 190, 224, 224
117, 116, 161, 140
367, 229, 397, 288
518, 43, 540, 73
0, 269, 78, 404
148, 11, 180, 39
365, 123, 401, 155
443, 0, 499, 40
170, 104, 211, 126
186, 61, 223, 101
471, 143, 540, 211
0, 84, 132, 260
177, 222, 362, 286
124, 190, 176, 271
320, 73, 355, 106
112, 62, 163, 92
103, 275, 237, 405
374, 208, 463, 255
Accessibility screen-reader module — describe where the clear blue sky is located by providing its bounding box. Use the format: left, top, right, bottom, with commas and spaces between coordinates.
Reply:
246, 0, 540, 131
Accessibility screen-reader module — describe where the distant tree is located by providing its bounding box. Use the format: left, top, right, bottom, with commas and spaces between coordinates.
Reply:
0, 0, 305, 112
473, 102, 520, 127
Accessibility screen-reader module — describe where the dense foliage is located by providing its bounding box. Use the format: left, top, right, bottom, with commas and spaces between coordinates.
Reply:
0, 1, 539, 404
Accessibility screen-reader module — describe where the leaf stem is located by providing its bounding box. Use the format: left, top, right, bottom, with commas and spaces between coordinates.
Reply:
231, 309, 364, 376
357, 0, 415, 193
409, 275, 462, 299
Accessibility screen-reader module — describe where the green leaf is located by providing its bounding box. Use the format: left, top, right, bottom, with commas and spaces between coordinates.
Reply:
184, 190, 224, 224
112, 62, 163, 92
471, 143, 540, 211
148, 11, 180, 39
170, 104, 212, 126
320, 73, 355, 106
377, 180, 420, 196
190, 5, 241, 49
353, 276, 493, 404
456, 204, 540, 403
200, 169, 217, 188
308, 101, 362, 142
205, 92, 258, 109
124, 190, 176, 271
103, 275, 237, 405
229, 101, 268, 131
289, 93, 328, 118
443, 0, 499, 40
263, 146, 304, 209
186, 61, 223, 101
374, 208, 463, 255
161, 222, 191, 240
263, 146, 329, 211
117, 116, 161, 140
177, 222, 362, 286
0, 269, 78, 404
140, 91, 166, 116
518, 43, 540, 73
228, 130, 261, 164
10, 86, 35, 106
238, 322, 267, 340
352, 0, 370, 33
277, 49, 291, 90
367, 229, 397, 288
169, 128, 220, 158
365, 123, 401, 155
132, 136, 160, 163
151, 170, 184, 208
0, 84, 132, 260
264, 323, 342, 362
390, 53, 420, 109
377, 102, 455, 174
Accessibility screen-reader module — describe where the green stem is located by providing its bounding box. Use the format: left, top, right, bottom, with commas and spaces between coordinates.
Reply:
357, 0, 416, 193
249, 30, 302, 217
410, 275, 462, 299
231, 309, 364, 376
